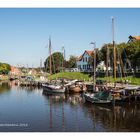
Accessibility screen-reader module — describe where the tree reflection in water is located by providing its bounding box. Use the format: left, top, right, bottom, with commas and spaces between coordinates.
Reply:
82, 102, 140, 132
0, 82, 11, 94
42, 91, 140, 132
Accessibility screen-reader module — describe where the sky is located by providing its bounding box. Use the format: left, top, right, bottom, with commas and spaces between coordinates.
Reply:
0, 8, 140, 67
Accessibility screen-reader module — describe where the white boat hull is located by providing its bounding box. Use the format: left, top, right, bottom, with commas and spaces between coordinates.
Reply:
42, 84, 66, 94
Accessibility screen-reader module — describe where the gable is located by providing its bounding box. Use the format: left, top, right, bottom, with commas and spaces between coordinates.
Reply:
78, 50, 93, 61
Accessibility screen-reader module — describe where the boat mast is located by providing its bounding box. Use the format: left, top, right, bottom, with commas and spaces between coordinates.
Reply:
106, 44, 109, 82
49, 37, 52, 79
91, 42, 96, 91
112, 17, 116, 85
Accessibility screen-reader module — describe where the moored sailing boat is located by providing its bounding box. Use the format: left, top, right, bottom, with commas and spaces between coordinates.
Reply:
42, 37, 66, 94
84, 90, 113, 104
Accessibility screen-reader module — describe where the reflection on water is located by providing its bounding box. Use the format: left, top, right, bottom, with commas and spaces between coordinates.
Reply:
0, 81, 140, 132
0, 82, 11, 94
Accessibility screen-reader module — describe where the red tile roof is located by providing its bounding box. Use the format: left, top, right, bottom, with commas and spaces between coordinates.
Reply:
78, 50, 93, 61
133, 36, 140, 40
86, 50, 93, 56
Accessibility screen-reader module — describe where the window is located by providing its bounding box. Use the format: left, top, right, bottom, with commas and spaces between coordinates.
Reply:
78, 65, 81, 69
86, 57, 88, 62
83, 65, 84, 69
83, 58, 84, 62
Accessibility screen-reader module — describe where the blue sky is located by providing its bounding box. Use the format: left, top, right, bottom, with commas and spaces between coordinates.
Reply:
0, 8, 140, 67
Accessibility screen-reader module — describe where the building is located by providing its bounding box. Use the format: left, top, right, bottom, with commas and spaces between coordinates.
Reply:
77, 50, 94, 72
128, 35, 140, 42
10, 66, 22, 76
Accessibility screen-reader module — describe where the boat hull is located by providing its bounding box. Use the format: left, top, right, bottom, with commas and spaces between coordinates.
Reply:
84, 92, 112, 104
42, 84, 66, 94
69, 86, 82, 93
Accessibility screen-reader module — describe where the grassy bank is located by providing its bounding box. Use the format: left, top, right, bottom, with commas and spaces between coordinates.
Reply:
48, 72, 140, 85
97, 76, 140, 85
48, 72, 92, 81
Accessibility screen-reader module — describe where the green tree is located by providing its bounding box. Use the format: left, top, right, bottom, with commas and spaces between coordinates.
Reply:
44, 52, 64, 74
123, 40, 140, 71
88, 48, 102, 68
0, 63, 11, 74
66, 55, 77, 68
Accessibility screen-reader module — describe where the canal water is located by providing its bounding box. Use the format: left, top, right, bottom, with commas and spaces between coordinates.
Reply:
0, 81, 140, 132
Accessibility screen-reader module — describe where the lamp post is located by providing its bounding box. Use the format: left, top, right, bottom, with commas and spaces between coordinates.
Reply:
90, 42, 96, 91
62, 46, 65, 72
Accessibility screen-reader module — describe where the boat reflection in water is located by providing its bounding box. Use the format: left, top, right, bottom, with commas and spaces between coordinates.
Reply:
42, 91, 85, 131
82, 101, 140, 132
0, 82, 140, 132
43, 89, 140, 132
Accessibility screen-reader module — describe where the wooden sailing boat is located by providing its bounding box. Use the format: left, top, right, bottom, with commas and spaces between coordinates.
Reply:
84, 41, 113, 104
84, 18, 120, 104
110, 18, 140, 103
42, 37, 66, 94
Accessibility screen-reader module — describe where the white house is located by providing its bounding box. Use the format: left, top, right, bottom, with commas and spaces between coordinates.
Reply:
77, 50, 94, 72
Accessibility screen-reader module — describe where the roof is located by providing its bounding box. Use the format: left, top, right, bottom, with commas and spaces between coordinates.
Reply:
86, 50, 93, 56
129, 35, 140, 41
78, 50, 93, 61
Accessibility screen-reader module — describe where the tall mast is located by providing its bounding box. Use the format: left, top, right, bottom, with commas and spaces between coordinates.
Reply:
49, 37, 52, 78
91, 42, 96, 91
106, 44, 109, 82
112, 17, 116, 83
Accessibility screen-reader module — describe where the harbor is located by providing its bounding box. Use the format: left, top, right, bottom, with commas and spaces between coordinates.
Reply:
0, 81, 140, 132
0, 8, 140, 133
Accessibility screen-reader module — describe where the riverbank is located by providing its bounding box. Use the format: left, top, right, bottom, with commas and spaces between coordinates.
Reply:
48, 72, 140, 85
0, 75, 9, 81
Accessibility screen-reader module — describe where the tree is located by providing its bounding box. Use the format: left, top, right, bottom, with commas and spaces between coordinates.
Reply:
0, 63, 11, 74
66, 55, 77, 68
123, 40, 140, 71
44, 52, 64, 74
99, 41, 140, 73
88, 48, 102, 68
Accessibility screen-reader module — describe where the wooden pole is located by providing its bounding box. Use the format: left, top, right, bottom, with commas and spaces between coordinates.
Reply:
112, 17, 116, 86
62, 46, 64, 72
106, 45, 109, 83
90, 42, 96, 91
49, 37, 52, 80
94, 46, 96, 91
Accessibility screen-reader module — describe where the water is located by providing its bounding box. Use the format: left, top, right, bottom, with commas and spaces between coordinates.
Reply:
0, 81, 140, 132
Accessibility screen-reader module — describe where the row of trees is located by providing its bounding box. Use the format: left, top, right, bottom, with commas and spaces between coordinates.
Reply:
44, 40, 140, 74
0, 62, 11, 74
98, 40, 140, 72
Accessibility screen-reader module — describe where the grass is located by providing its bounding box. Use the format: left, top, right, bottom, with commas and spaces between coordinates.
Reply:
97, 76, 140, 85
48, 72, 92, 81
48, 72, 140, 85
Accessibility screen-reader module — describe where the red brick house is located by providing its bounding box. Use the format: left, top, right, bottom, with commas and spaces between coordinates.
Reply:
10, 66, 21, 76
